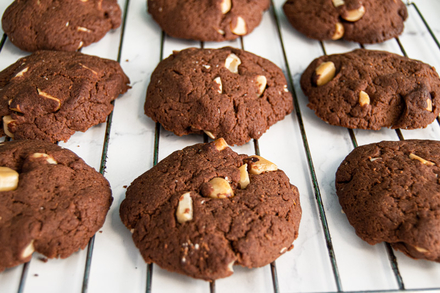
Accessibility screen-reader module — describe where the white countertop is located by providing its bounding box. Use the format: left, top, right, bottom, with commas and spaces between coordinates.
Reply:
0, 0, 439, 292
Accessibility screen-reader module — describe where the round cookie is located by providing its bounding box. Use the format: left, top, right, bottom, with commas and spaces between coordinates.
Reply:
300, 49, 440, 130
120, 138, 301, 280
283, 0, 408, 44
145, 47, 293, 146
0, 140, 112, 272
2, 0, 122, 52
147, 0, 270, 42
0, 50, 130, 143
336, 140, 440, 262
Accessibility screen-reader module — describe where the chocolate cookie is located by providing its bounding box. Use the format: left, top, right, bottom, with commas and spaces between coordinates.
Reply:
336, 140, 440, 262
0, 139, 112, 272
120, 138, 301, 280
0, 50, 130, 143
2, 0, 122, 52
145, 47, 293, 146
283, 0, 408, 44
300, 49, 440, 130
148, 0, 270, 42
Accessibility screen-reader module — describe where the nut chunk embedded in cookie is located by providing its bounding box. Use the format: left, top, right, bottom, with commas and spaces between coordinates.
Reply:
336, 140, 440, 263
144, 47, 293, 146
0, 50, 130, 143
2, 0, 122, 52
0, 140, 112, 272
301, 49, 440, 130
120, 138, 301, 281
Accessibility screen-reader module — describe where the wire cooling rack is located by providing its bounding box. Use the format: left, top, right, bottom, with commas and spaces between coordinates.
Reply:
0, 0, 439, 292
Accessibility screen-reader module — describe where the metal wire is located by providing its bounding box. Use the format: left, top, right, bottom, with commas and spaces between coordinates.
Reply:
271, 1, 343, 291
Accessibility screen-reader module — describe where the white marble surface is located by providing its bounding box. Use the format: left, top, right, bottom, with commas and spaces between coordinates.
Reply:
0, 0, 439, 292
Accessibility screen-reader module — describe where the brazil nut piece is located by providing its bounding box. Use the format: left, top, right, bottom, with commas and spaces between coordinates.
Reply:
342, 5, 366, 22
245, 155, 278, 175
331, 22, 344, 40
0, 166, 19, 191
409, 153, 435, 166
313, 62, 336, 86
176, 192, 193, 223
213, 138, 229, 151
238, 164, 250, 189
225, 53, 241, 73
256, 75, 267, 97
231, 17, 247, 35
201, 177, 234, 199
359, 91, 370, 106
220, 0, 231, 14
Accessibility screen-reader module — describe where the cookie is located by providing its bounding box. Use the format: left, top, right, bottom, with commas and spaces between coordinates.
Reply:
300, 49, 440, 130
2, 0, 122, 52
283, 0, 408, 44
0, 139, 112, 272
120, 138, 301, 280
145, 47, 293, 146
336, 140, 440, 262
0, 50, 130, 143
147, 0, 270, 42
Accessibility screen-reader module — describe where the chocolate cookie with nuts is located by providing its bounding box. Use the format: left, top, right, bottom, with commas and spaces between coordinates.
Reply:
0, 140, 112, 272
148, 0, 270, 42
283, 0, 407, 44
300, 49, 440, 130
0, 50, 130, 143
145, 47, 293, 146
120, 138, 301, 281
2, 0, 122, 52
336, 140, 440, 262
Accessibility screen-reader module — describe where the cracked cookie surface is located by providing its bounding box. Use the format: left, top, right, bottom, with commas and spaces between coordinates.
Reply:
0, 50, 130, 143
2, 0, 122, 52
300, 49, 440, 130
336, 140, 440, 262
148, 0, 270, 42
144, 47, 293, 146
119, 139, 301, 280
283, 0, 407, 44
0, 139, 112, 272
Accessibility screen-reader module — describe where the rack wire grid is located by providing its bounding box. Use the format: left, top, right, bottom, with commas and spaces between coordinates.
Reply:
0, 0, 440, 292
